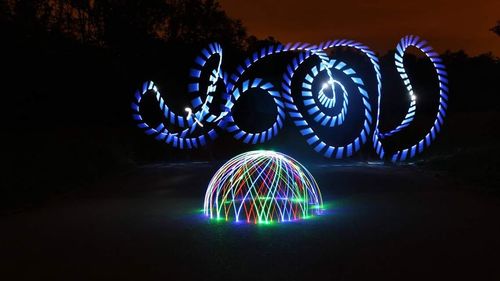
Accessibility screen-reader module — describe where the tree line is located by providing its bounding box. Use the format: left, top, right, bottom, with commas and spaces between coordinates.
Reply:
1, 0, 277, 50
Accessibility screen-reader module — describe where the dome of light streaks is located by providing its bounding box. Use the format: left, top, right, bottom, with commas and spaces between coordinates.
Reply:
204, 150, 323, 224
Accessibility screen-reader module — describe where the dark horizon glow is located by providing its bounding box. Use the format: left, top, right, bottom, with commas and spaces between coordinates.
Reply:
220, 0, 499, 56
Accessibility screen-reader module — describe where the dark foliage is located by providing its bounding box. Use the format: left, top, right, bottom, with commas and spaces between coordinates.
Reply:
491, 21, 500, 36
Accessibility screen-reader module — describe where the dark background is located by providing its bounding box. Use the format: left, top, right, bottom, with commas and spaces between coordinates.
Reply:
1, 0, 498, 211
219, 0, 500, 56
0, 1, 499, 280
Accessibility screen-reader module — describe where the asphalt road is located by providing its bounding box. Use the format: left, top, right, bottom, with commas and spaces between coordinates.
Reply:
1, 162, 499, 280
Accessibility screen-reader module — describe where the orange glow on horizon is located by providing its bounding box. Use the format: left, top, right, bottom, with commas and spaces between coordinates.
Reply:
220, 0, 499, 56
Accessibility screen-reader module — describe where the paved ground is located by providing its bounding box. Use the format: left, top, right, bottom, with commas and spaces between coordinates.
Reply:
1, 162, 499, 280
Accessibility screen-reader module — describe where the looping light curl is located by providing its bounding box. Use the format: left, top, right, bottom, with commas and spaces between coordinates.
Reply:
131, 36, 449, 162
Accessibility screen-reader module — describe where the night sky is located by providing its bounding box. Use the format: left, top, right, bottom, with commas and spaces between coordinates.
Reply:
220, 0, 499, 56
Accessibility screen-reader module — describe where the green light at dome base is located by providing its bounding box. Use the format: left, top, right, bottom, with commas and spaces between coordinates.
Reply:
204, 150, 323, 224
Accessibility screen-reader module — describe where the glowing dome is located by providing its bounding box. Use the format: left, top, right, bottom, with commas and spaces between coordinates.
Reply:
204, 150, 323, 224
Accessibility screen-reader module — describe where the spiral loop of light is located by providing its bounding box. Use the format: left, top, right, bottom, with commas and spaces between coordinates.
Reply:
131, 36, 449, 161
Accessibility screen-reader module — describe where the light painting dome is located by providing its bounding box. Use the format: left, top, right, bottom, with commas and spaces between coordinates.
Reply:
203, 150, 323, 224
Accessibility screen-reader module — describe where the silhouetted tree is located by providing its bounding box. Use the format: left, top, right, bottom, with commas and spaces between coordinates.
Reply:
3, 0, 249, 49
10, 0, 41, 31
245, 35, 280, 53
92, 0, 170, 47
157, 0, 247, 48
491, 21, 500, 36
0, 0, 12, 21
